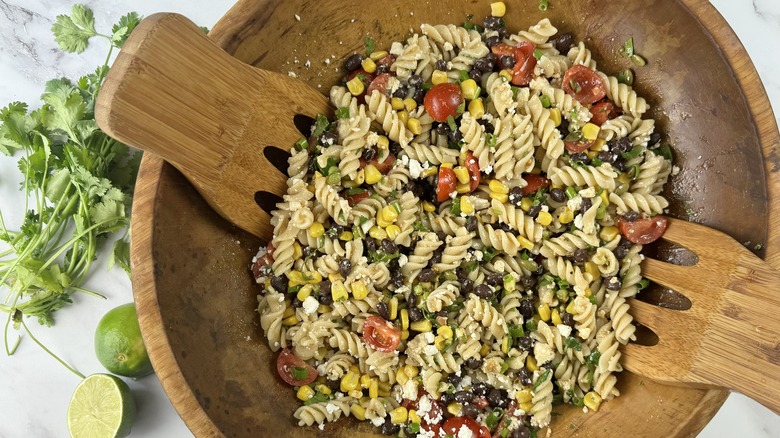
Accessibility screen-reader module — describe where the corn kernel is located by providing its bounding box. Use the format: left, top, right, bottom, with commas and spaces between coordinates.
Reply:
460, 196, 475, 215
519, 401, 533, 413
501, 335, 511, 354
296, 385, 315, 401
375, 136, 390, 151
368, 226, 388, 240
489, 179, 510, 194
390, 407, 408, 424
536, 210, 553, 226
397, 370, 410, 385
558, 207, 574, 224
380, 205, 399, 223
599, 190, 610, 207
308, 222, 325, 238
339, 231, 354, 241
431, 70, 448, 85
283, 306, 295, 318
369, 378, 379, 398
516, 388, 533, 403
349, 365, 361, 374
456, 182, 471, 194
293, 241, 303, 260
526, 355, 539, 372
479, 344, 491, 357
582, 122, 600, 141
420, 167, 439, 178
460, 79, 479, 100
328, 273, 344, 283
350, 404, 367, 421
566, 300, 578, 315
389, 297, 399, 320
408, 118, 423, 135
349, 389, 363, 398
283, 315, 299, 326
400, 309, 409, 331
351, 280, 369, 300
397, 110, 409, 125
369, 50, 389, 61
600, 226, 619, 242
440, 162, 454, 169
391, 97, 405, 111
409, 410, 421, 424
331, 280, 349, 302
592, 138, 607, 151
341, 371, 360, 392
491, 1, 507, 17
410, 320, 432, 332
403, 98, 418, 112
437, 325, 453, 339
315, 384, 332, 395
365, 164, 382, 185
404, 365, 419, 378
401, 329, 410, 340
377, 215, 392, 228
468, 98, 485, 119
549, 107, 562, 127
422, 201, 436, 213
584, 261, 601, 280
296, 284, 313, 302
361, 57, 377, 73
447, 402, 463, 416
359, 373, 372, 389
354, 168, 366, 185
318, 304, 332, 314
499, 69, 513, 82
551, 308, 562, 325
517, 235, 534, 251
584, 391, 603, 412
434, 336, 448, 351
453, 166, 470, 184
347, 77, 365, 96
520, 197, 533, 212
538, 303, 551, 322
490, 192, 509, 203
386, 224, 402, 240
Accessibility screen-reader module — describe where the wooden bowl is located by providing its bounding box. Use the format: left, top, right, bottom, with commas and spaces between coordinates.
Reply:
130, 0, 780, 436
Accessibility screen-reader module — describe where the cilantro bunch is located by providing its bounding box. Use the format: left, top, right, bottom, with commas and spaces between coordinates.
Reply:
0, 5, 141, 366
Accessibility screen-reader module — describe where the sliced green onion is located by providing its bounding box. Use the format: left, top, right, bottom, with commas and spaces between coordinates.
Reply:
630, 54, 647, 67
653, 144, 673, 161
622, 37, 635, 57
446, 115, 458, 132
422, 82, 434, 91
538, 0, 549, 11
533, 48, 544, 60
616, 69, 634, 86
291, 366, 308, 381
450, 197, 462, 215
458, 70, 470, 82
295, 138, 309, 151
565, 186, 578, 199
539, 95, 552, 108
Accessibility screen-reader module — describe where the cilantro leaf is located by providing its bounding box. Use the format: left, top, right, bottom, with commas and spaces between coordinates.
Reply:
111, 12, 142, 47
52, 5, 99, 54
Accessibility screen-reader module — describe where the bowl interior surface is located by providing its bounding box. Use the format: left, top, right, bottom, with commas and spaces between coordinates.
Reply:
133, 0, 775, 436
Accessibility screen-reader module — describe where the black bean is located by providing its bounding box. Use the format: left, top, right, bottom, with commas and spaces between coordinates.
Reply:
483, 16, 503, 30
462, 403, 480, 418
572, 248, 591, 263
598, 150, 615, 164
610, 136, 632, 153
465, 357, 482, 370
521, 276, 537, 289
500, 55, 515, 69
413, 87, 426, 105
468, 68, 483, 81
376, 301, 391, 320
515, 334, 533, 351
549, 187, 566, 203
465, 216, 478, 232
339, 75, 349, 86
392, 84, 409, 99
527, 204, 542, 219
570, 152, 589, 164
320, 130, 338, 146
613, 245, 629, 260
510, 425, 532, 438
454, 390, 472, 404
554, 33, 575, 54
449, 129, 463, 143
486, 273, 504, 287
475, 284, 494, 299
487, 388, 508, 408
429, 250, 443, 266
409, 307, 424, 322
497, 27, 510, 39
435, 59, 448, 71
270, 275, 288, 293
623, 211, 639, 222
485, 35, 501, 48
326, 378, 341, 392
519, 299, 535, 320
447, 373, 464, 387
435, 122, 451, 136
360, 147, 377, 163
486, 53, 497, 64
518, 368, 533, 386
339, 259, 352, 277
366, 239, 377, 254
613, 158, 627, 172
558, 118, 570, 135
497, 222, 513, 233
472, 382, 489, 397
408, 74, 423, 87
580, 197, 593, 214
291, 297, 303, 308
382, 239, 398, 255
561, 312, 575, 326
380, 419, 400, 435
461, 278, 475, 294
649, 132, 662, 146
606, 277, 622, 291
474, 57, 492, 73
375, 63, 389, 75
388, 257, 401, 271
509, 186, 524, 207
417, 269, 436, 283
407, 293, 418, 308
344, 53, 364, 72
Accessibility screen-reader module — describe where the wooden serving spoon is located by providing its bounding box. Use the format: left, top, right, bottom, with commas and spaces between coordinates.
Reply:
96, 13, 331, 240
624, 218, 780, 415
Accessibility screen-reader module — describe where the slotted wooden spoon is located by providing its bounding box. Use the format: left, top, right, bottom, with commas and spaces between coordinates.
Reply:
624, 217, 780, 415
96, 13, 331, 240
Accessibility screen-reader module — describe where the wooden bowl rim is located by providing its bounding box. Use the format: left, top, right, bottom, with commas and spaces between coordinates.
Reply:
130, 0, 780, 436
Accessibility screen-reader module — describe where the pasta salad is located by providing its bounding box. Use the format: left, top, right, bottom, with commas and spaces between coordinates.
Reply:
252, 3, 671, 437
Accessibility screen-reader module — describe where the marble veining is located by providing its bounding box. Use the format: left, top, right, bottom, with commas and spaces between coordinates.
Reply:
0, 0, 778, 437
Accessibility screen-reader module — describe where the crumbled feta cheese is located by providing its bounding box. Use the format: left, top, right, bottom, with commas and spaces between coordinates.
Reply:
318, 423, 324, 430
567, 196, 583, 211
457, 425, 475, 438
573, 213, 584, 230
370, 416, 385, 427
557, 324, 572, 338
579, 187, 596, 198
388, 76, 401, 95
294, 14, 301, 21
409, 159, 424, 178
402, 379, 419, 399
671, 165, 680, 176
302, 296, 319, 315
394, 285, 410, 295
534, 342, 555, 365
423, 344, 438, 356
366, 131, 379, 146
324, 58, 331, 65
325, 403, 339, 414
493, 259, 506, 272
398, 254, 409, 268
475, 251, 484, 261
484, 165, 493, 174
390, 41, 404, 56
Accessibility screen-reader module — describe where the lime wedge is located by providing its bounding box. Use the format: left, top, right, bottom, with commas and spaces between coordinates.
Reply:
67, 374, 136, 438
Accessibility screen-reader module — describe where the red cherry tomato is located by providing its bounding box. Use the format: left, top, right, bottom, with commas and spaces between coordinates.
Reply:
618, 215, 668, 244
424, 83, 463, 122
402, 390, 444, 427
436, 166, 458, 202
563, 65, 607, 104
491, 42, 537, 86
363, 315, 401, 352
442, 417, 491, 438
590, 101, 619, 126
366, 72, 392, 98
251, 243, 275, 279
421, 423, 442, 437
521, 174, 551, 196
376, 54, 396, 67
564, 138, 595, 153
472, 396, 489, 410
463, 152, 481, 191
359, 153, 396, 174
345, 191, 369, 207
276, 349, 318, 386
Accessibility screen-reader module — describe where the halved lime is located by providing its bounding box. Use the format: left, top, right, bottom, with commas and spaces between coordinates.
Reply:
67, 374, 136, 438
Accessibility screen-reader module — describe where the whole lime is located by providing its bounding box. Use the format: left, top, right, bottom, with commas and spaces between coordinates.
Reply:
67, 373, 136, 438
95, 303, 154, 378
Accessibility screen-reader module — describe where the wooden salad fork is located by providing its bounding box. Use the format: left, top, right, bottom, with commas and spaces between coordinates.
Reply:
624, 217, 780, 415
96, 13, 332, 241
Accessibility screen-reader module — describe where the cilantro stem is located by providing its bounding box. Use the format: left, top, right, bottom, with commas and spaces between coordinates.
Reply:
20, 318, 84, 379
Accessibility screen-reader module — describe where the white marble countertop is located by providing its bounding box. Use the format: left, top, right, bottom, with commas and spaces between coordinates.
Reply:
0, 0, 778, 437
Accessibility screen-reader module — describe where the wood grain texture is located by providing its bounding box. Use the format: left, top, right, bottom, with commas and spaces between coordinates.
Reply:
129, 0, 780, 437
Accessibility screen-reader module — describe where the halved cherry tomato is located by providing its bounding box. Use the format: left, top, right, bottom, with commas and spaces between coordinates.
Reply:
366, 72, 392, 98
359, 153, 396, 174
402, 389, 444, 426
618, 215, 668, 244
521, 174, 551, 196
424, 83, 463, 122
251, 243, 275, 279
436, 166, 458, 202
363, 315, 401, 352
442, 417, 491, 438
345, 191, 369, 207
276, 349, 318, 386
590, 101, 619, 126
564, 137, 595, 153
563, 65, 607, 104
491, 42, 537, 86
463, 152, 481, 191
421, 423, 442, 437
